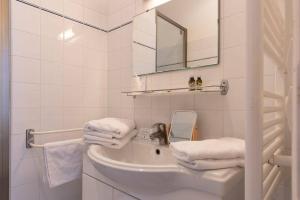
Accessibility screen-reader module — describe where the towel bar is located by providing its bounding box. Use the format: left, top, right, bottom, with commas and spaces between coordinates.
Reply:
26, 128, 83, 149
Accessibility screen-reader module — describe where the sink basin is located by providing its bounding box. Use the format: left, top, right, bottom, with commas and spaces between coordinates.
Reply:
87, 140, 244, 197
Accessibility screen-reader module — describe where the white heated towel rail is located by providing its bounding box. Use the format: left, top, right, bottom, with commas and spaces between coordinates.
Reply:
246, 0, 293, 199
262, 91, 286, 199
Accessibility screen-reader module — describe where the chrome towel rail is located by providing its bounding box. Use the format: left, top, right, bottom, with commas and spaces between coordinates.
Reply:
26, 128, 83, 149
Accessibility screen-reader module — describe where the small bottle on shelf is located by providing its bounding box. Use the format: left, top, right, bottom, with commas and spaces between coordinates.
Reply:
188, 77, 196, 90
196, 76, 203, 90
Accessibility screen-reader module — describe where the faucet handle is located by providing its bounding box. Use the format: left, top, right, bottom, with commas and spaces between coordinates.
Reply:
152, 123, 166, 133
150, 123, 169, 145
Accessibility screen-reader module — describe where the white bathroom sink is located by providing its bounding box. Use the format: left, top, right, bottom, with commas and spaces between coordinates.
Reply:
87, 140, 244, 197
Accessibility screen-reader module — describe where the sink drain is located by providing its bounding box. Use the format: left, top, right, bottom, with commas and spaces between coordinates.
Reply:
156, 149, 160, 155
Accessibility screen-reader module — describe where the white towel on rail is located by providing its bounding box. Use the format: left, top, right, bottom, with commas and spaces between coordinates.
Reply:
84, 118, 135, 138
84, 130, 137, 149
84, 130, 116, 139
43, 138, 84, 188
178, 158, 244, 170
170, 137, 245, 162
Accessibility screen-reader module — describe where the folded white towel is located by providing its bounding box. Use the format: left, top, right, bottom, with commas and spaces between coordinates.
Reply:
170, 137, 245, 162
84, 118, 135, 138
84, 130, 115, 139
43, 138, 83, 188
84, 130, 137, 149
178, 158, 244, 170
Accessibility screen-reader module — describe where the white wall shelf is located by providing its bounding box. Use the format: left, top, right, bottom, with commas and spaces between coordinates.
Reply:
122, 79, 229, 97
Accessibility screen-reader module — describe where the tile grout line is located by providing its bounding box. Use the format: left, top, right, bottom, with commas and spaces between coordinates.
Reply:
16, 0, 132, 33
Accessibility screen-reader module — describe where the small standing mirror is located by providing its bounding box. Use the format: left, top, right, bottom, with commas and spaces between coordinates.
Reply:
169, 111, 197, 142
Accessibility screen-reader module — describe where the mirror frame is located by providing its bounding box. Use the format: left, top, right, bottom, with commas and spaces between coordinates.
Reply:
132, 0, 221, 76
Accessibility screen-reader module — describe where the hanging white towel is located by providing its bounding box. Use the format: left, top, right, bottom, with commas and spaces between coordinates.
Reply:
84, 118, 135, 138
170, 137, 245, 162
84, 130, 137, 149
178, 158, 244, 170
43, 138, 84, 188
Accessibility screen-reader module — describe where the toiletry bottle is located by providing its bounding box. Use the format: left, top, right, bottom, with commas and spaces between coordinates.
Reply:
196, 76, 203, 90
188, 77, 196, 90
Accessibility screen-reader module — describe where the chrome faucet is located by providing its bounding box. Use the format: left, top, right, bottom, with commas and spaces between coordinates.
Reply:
150, 123, 169, 145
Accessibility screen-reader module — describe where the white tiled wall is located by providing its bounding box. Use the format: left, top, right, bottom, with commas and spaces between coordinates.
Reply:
107, 0, 247, 140
10, 0, 108, 199
107, 0, 135, 30
22, 0, 108, 30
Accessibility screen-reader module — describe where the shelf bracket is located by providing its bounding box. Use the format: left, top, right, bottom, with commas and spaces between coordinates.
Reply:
26, 129, 34, 149
220, 79, 229, 95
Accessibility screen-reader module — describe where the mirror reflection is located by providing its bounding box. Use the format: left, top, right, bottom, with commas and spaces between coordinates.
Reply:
156, 12, 187, 72
133, 0, 220, 75
169, 111, 197, 142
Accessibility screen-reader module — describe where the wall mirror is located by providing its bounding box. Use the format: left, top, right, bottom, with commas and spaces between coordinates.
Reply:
133, 0, 220, 75
169, 111, 197, 143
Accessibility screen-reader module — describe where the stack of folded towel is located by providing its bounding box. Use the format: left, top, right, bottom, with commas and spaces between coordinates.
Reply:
170, 137, 245, 170
84, 118, 137, 149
